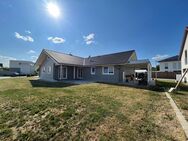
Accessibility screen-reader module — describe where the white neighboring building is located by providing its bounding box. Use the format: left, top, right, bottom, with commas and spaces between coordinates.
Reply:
9, 60, 35, 75
179, 27, 188, 83
158, 55, 181, 73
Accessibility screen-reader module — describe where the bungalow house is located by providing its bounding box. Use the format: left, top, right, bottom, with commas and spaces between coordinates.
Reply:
158, 55, 181, 73
35, 49, 152, 85
179, 27, 188, 83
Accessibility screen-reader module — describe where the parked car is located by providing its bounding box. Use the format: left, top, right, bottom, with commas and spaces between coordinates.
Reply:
11, 72, 20, 77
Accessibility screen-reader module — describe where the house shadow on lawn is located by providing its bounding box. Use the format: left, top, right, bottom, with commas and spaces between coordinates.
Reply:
30, 80, 77, 88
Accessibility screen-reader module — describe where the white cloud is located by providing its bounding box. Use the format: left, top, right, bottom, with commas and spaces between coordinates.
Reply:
27, 50, 36, 54
0, 55, 16, 67
83, 33, 95, 45
31, 56, 38, 62
48, 37, 53, 40
15, 32, 34, 42
48, 36, 65, 44
25, 30, 31, 34
152, 54, 169, 61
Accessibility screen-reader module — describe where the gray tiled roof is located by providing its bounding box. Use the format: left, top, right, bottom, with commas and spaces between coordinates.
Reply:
158, 55, 179, 62
45, 50, 84, 66
43, 49, 135, 66
84, 50, 135, 66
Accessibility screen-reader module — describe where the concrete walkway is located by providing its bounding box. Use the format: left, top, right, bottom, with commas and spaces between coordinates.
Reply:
165, 92, 188, 139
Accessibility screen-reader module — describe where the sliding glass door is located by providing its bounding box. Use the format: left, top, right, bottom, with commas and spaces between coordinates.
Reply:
77, 68, 83, 79
58, 66, 67, 80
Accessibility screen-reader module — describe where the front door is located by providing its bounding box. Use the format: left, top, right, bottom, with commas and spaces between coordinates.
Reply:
77, 68, 83, 79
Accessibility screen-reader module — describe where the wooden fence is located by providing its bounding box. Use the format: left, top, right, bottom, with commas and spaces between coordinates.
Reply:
152, 71, 178, 79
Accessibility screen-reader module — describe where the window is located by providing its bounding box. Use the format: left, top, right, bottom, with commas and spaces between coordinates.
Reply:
103, 67, 108, 74
43, 66, 46, 72
108, 67, 114, 74
47, 66, 52, 74
91, 67, 96, 75
102, 66, 114, 75
173, 62, 177, 70
185, 50, 187, 65
164, 63, 168, 69
178, 62, 181, 69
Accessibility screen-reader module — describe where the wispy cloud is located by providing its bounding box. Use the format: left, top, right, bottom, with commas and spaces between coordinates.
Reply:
31, 56, 38, 62
15, 32, 34, 42
0, 55, 16, 67
83, 33, 95, 45
48, 37, 65, 44
27, 50, 36, 54
25, 30, 31, 34
152, 54, 169, 61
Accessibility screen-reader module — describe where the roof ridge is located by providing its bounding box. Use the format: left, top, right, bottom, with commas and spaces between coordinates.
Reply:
43, 49, 84, 59
84, 50, 135, 59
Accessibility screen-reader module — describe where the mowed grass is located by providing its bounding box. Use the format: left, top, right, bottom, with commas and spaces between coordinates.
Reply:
171, 91, 188, 121
156, 80, 188, 122
0, 78, 186, 141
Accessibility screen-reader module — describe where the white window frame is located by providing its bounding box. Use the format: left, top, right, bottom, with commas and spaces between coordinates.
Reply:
47, 66, 52, 74
91, 67, 96, 75
102, 66, 114, 75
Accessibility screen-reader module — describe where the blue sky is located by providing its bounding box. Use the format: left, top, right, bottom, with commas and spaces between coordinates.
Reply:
0, 0, 188, 67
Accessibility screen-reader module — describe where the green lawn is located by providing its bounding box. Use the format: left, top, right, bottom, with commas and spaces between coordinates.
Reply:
0, 78, 186, 141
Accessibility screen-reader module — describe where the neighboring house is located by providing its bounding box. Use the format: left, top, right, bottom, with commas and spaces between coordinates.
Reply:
35, 49, 152, 85
158, 55, 181, 73
179, 27, 188, 83
9, 60, 35, 75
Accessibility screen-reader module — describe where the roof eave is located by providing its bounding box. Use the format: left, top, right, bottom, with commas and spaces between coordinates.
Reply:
179, 27, 188, 60
35, 49, 60, 68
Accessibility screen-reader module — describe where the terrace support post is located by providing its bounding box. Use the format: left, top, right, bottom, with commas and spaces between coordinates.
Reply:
60, 65, 62, 80
73, 66, 75, 79
123, 71, 125, 82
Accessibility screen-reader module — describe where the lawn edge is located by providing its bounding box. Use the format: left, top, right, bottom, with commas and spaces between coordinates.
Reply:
165, 92, 188, 140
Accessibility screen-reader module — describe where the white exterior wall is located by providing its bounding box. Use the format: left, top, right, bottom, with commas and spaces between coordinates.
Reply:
159, 61, 181, 72
181, 32, 188, 83
9, 60, 35, 75
40, 57, 55, 81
